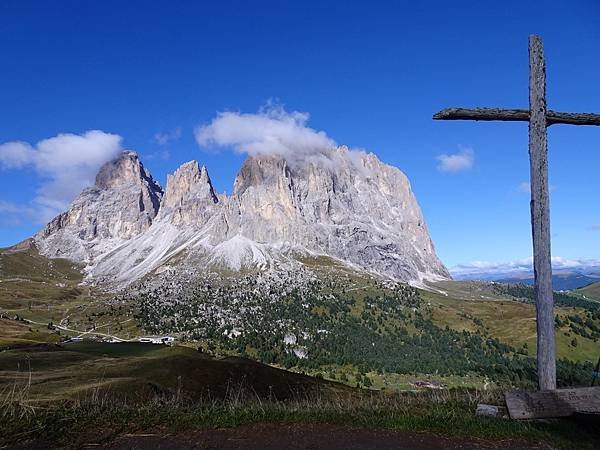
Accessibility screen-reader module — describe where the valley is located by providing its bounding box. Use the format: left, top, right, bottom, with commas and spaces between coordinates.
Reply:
1, 242, 597, 395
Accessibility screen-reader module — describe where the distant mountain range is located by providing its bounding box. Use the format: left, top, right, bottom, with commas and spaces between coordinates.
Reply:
452, 266, 600, 291
496, 272, 600, 291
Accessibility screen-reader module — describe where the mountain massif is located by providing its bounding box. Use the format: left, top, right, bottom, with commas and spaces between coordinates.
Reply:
33, 147, 449, 287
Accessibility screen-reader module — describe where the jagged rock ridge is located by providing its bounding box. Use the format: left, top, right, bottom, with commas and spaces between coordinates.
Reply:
36, 151, 163, 262
34, 147, 450, 286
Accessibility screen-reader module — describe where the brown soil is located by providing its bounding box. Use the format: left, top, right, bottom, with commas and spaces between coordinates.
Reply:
98, 423, 551, 450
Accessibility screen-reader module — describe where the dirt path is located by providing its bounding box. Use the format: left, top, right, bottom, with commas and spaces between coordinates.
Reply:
101, 423, 551, 450
21, 317, 128, 342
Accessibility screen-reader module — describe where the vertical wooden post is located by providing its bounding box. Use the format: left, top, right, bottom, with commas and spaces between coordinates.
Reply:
528, 35, 556, 390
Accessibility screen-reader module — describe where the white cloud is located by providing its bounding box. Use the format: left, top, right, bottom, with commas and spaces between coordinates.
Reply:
436, 147, 474, 173
0, 131, 123, 223
0, 142, 36, 169
518, 181, 531, 194
154, 127, 182, 146
195, 103, 337, 161
451, 256, 600, 279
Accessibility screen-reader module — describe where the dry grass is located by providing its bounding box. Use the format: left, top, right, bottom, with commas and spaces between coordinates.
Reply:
577, 282, 600, 300
422, 285, 599, 363
1, 381, 598, 449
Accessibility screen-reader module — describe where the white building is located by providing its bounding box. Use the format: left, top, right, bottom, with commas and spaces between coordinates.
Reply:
138, 336, 175, 345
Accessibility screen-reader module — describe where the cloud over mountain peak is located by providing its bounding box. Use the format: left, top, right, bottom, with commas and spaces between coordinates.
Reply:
195, 104, 337, 160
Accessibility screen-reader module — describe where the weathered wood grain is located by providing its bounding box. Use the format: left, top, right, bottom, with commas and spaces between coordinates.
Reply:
433, 108, 600, 126
548, 111, 600, 126
528, 35, 556, 392
433, 108, 529, 122
505, 387, 600, 419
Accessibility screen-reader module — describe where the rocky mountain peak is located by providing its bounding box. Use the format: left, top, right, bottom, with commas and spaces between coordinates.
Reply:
233, 155, 291, 196
229, 148, 449, 281
158, 160, 219, 226
163, 160, 217, 205
95, 151, 153, 190
35, 151, 164, 261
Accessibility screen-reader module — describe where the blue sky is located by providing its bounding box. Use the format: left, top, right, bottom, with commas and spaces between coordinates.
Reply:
0, 0, 599, 270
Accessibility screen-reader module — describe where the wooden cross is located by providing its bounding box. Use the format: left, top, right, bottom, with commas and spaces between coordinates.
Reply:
434, 35, 600, 391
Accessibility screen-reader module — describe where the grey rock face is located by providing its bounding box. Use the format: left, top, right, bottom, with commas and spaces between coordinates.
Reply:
158, 160, 218, 226
229, 148, 449, 281
35, 147, 449, 285
35, 151, 163, 261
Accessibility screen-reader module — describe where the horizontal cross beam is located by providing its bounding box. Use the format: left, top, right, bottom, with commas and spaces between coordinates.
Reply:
433, 107, 600, 126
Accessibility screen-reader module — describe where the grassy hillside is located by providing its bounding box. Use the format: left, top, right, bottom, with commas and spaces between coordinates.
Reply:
0, 341, 347, 403
0, 240, 84, 309
424, 281, 600, 363
1, 342, 599, 449
128, 262, 596, 389
577, 281, 600, 300
0, 242, 139, 347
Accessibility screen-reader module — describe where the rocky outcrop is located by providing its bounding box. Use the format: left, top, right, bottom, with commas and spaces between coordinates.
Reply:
158, 161, 218, 226
35, 147, 449, 284
229, 148, 449, 281
35, 152, 163, 261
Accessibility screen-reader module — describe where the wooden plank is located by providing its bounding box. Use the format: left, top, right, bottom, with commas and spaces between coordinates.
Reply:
433, 107, 600, 126
547, 110, 600, 126
528, 34, 556, 391
433, 107, 530, 122
505, 387, 600, 419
